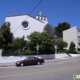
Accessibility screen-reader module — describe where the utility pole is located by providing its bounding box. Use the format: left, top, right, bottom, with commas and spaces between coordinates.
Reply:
55, 45, 57, 54
36, 43, 39, 55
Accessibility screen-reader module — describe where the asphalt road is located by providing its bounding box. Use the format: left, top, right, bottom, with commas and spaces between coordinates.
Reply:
0, 58, 80, 80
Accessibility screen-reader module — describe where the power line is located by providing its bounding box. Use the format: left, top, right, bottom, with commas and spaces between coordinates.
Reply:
13, 0, 42, 33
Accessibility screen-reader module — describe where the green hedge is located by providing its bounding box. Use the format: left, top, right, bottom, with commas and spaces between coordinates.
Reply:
23, 51, 38, 55
2, 51, 38, 56
58, 49, 78, 54
2, 50, 55, 56
67, 51, 78, 54
58, 49, 69, 53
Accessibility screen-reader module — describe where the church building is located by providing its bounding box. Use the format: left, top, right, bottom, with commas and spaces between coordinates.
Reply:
5, 12, 48, 40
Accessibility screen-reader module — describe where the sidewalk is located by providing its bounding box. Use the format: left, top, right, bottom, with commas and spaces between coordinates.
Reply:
0, 56, 80, 67
45, 56, 80, 63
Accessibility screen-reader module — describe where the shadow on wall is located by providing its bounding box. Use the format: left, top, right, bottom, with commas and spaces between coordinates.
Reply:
66, 53, 72, 57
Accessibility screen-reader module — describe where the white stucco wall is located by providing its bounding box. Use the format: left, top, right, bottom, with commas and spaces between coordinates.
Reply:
0, 54, 71, 63
63, 26, 78, 49
0, 54, 79, 63
5, 14, 48, 39
77, 29, 80, 48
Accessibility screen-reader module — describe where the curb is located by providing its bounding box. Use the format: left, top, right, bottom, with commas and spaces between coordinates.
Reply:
0, 63, 15, 67
0, 65, 8, 67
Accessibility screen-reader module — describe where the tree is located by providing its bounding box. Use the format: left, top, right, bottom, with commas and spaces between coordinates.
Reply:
53, 38, 68, 50
27, 31, 53, 54
12, 38, 23, 52
12, 37, 27, 52
0, 22, 13, 53
27, 31, 41, 51
0, 34, 3, 49
40, 32, 53, 54
54, 22, 70, 38
69, 42, 75, 53
43, 24, 54, 38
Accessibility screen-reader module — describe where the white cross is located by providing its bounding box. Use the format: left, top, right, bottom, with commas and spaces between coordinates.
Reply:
39, 11, 42, 16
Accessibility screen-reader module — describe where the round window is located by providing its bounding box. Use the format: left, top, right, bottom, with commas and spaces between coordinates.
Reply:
21, 21, 30, 30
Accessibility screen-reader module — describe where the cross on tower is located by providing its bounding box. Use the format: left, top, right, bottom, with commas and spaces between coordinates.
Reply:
39, 11, 42, 16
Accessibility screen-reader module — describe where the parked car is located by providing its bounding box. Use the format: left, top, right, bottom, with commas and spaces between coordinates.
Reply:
15, 56, 44, 67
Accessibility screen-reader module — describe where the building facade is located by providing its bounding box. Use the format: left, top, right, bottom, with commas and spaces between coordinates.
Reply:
63, 26, 80, 51
5, 12, 48, 40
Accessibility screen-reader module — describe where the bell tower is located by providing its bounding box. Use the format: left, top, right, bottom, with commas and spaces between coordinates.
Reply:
35, 11, 48, 24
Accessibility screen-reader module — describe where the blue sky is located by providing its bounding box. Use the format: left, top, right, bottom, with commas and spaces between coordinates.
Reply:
0, 0, 80, 28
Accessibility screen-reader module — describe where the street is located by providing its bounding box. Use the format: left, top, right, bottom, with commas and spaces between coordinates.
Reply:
0, 58, 80, 80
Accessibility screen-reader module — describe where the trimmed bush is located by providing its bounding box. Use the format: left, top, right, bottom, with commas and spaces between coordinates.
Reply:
23, 51, 37, 55
2, 51, 38, 56
58, 49, 69, 53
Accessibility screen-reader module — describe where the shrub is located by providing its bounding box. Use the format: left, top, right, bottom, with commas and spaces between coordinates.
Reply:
69, 42, 75, 53
23, 51, 37, 55
2, 51, 38, 56
58, 49, 69, 53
